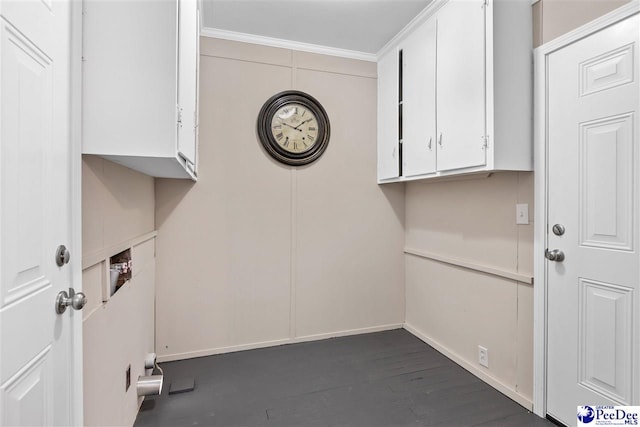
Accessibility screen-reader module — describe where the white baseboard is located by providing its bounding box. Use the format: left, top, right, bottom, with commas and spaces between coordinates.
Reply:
157, 323, 403, 363
292, 323, 403, 345
403, 322, 534, 411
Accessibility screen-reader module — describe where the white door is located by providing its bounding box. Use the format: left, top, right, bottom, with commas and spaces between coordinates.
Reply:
0, 1, 82, 425
402, 17, 437, 177
436, 0, 486, 172
546, 13, 639, 426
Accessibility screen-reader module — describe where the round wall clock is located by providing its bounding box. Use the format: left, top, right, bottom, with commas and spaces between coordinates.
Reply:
257, 90, 330, 166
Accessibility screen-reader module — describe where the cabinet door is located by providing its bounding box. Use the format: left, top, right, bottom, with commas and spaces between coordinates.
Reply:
82, 0, 177, 158
436, 0, 486, 172
377, 49, 400, 180
402, 18, 437, 177
177, 0, 199, 167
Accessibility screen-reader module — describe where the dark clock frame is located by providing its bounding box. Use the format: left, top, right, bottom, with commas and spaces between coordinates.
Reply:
257, 90, 330, 166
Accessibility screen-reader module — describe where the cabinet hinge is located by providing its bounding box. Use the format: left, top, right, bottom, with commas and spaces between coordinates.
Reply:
177, 105, 183, 129
482, 135, 489, 149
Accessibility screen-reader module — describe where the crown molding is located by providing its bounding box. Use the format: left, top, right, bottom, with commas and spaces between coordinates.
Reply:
200, 27, 378, 62
375, 0, 447, 60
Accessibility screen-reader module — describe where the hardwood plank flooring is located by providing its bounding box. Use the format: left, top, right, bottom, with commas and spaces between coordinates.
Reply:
134, 329, 552, 426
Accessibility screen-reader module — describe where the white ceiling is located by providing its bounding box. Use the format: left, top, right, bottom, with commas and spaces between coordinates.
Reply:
201, 1, 432, 55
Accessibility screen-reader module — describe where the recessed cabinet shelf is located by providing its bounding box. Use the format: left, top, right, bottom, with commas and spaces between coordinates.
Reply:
377, 0, 532, 183
82, 0, 200, 180
109, 249, 132, 298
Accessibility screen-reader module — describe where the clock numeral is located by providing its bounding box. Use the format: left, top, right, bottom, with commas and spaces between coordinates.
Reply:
307, 134, 315, 142
301, 109, 306, 117
283, 138, 290, 147
276, 132, 284, 140
273, 124, 282, 130
308, 126, 316, 131
294, 142, 299, 150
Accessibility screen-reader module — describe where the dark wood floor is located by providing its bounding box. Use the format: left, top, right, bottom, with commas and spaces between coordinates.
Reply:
134, 329, 552, 426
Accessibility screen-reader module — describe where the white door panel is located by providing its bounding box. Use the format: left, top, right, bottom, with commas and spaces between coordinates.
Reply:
0, 0, 77, 425
546, 13, 639, 426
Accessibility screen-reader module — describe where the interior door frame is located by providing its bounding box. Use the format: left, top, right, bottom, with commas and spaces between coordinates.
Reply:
532, 1, 640, 417
70, 0, 84, 423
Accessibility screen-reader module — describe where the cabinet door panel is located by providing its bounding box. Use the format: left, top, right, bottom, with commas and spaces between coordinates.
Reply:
177, 0, 199, 166
403, 19, 437, 177
436, 0, 486, 171
82, 0, 177, 157
377, 50, 399, 180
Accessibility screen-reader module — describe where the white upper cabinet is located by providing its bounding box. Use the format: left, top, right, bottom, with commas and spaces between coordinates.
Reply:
377, 0, 532, 183
82, 0, 199, 180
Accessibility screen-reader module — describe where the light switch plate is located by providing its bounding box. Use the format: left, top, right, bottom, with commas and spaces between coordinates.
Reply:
516, 203, 529, 225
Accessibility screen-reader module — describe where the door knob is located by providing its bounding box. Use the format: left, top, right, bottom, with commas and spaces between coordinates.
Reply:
545, 249, 565, 262
55, 288, 87, 314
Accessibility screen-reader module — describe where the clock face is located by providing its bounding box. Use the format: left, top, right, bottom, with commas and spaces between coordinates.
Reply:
270, 103, 319, 154
257, 91, 330, 166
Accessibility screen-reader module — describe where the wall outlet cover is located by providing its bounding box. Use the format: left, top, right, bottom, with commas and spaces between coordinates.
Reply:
478, 346, 489, 368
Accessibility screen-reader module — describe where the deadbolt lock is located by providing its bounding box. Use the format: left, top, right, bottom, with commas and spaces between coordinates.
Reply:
552, 224, 565, 236
55, 245, 70, 267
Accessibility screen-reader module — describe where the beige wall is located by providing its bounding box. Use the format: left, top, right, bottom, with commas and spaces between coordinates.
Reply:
404, 172, 535, 407
82, 156, 156, 426
533, 0, 631, 47
154, 38, 406, 361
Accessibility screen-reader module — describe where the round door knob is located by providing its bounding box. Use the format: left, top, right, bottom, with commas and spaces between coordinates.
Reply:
545, 249, 565, 262
55, 289, 87, 314
71, 292, 87, 311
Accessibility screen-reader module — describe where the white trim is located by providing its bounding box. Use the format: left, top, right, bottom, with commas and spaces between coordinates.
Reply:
157, 323, 403, 363
199, 27, 377, 62
404, 248, 533, 284
532, 0, 640, 418
532, 45, 547, 418
403, 323, 534, 411
70, 0, 84, 424
376, 0, 447, 60
539, 1, 640, 55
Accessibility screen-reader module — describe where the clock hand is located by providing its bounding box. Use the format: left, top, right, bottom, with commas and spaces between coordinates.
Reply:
279, 121, 303, 132
294, 118, 312, 130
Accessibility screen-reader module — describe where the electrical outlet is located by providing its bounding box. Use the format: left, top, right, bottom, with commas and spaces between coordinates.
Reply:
478, 346, 489, 368
126, 364, 131, 391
